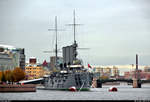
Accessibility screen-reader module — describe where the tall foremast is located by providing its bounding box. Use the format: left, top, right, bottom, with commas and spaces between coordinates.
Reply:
68, 10, 82, 61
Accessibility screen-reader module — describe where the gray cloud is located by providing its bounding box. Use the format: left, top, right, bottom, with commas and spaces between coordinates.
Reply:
0, 0, 150, 65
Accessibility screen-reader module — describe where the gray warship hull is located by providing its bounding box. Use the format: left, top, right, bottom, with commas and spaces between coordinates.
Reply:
44, 72, 94, 91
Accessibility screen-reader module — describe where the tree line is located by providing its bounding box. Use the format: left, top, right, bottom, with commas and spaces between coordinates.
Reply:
0, 67, 25, 83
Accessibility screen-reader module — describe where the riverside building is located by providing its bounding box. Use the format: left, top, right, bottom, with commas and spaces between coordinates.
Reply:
94, 66, 120, 79
50, 56, 63, 71
25, 57, 46, 79
0, 44, 25, 71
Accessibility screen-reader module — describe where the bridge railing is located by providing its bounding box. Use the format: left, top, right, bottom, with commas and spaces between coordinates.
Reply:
97, 79, 150, 84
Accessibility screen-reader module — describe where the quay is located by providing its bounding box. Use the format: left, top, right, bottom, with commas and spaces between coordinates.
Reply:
0, 84, 36, 92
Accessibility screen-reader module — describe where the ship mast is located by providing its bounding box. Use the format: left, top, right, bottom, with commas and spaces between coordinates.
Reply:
55, 16, 58, 67
73, 10, 78, 61
73, 10, 76, 44
48, 16, 59, 68
67, 10, 82, 61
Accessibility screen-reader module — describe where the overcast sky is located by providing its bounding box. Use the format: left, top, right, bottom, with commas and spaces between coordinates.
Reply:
0, 0, 150, 66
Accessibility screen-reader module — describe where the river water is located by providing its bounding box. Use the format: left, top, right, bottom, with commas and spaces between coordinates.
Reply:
0, 83, 150, 100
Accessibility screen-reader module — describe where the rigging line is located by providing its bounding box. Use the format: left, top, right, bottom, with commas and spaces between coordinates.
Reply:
78, 81, 85, 92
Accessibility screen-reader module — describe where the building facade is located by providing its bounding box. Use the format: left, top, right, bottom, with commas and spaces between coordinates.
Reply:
25, 64, 44, 80
94, 66, 120, 79
25, 57, 44, 79
144, 66, 150, 72
50, 56, 63, 71
0, 52, 14, 71
0, 44, 25, 71
112, 66, 120, 77
25, 57, 50, 80
124, 69, 150, 80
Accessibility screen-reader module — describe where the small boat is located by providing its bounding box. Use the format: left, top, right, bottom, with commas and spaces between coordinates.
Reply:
69, 86, 77, 92
109, 86, 118, 92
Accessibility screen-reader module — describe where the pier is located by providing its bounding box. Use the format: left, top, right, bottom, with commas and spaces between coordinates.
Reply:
0, 84, 36, 92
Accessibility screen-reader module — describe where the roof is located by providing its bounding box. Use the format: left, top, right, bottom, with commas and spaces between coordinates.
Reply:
0, 44, 16, 49
29, 57, 36, 59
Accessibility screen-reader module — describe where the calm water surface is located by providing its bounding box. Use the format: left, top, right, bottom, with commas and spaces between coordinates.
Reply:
0, 83, 150, 100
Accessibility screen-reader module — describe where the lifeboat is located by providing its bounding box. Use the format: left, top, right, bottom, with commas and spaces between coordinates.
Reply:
109, 87, 118, 92
69, 86, 77, 92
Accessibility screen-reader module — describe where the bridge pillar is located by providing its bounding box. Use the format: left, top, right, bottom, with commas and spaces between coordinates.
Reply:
133, 54, 141, 88
91, 78, 97, 88
96, 80, 102, 88
133, 78, 141, 88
